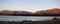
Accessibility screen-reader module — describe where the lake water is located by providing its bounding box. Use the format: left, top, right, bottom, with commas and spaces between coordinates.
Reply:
0, 15, 60, 21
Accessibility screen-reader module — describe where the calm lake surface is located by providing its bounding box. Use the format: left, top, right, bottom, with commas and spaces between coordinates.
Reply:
0, 15, 60, 21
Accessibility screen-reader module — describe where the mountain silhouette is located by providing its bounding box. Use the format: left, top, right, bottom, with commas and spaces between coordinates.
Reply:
48, 8, 60, 14
34, 8, 60, 15
0, 8, 60, 16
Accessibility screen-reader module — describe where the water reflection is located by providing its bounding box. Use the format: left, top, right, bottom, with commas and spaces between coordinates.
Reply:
0, 16, 60, 21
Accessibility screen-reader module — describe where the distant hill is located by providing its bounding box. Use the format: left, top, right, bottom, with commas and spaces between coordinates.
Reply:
34, 8, 60, 16
0, 8, 60, 16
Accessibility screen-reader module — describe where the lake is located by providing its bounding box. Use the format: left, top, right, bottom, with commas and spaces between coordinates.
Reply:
0, 15, 60, 21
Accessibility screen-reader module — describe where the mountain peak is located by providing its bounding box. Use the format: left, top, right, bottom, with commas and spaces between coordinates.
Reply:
47, 8, 60, 14
51, 8, 60, 10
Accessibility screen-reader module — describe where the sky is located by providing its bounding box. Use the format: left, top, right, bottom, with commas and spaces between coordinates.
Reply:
0, 0, 60, 12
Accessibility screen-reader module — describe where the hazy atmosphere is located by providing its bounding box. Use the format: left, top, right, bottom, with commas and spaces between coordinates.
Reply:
0, 0, 60, 12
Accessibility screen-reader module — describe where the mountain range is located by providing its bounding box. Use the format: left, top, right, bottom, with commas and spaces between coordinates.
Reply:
0, 8, 60, 16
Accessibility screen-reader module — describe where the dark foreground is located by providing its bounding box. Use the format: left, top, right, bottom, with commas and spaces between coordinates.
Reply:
0, 20, 60, 24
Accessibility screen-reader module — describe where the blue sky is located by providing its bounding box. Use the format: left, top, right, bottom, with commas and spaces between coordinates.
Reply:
0, 0, 60, 12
